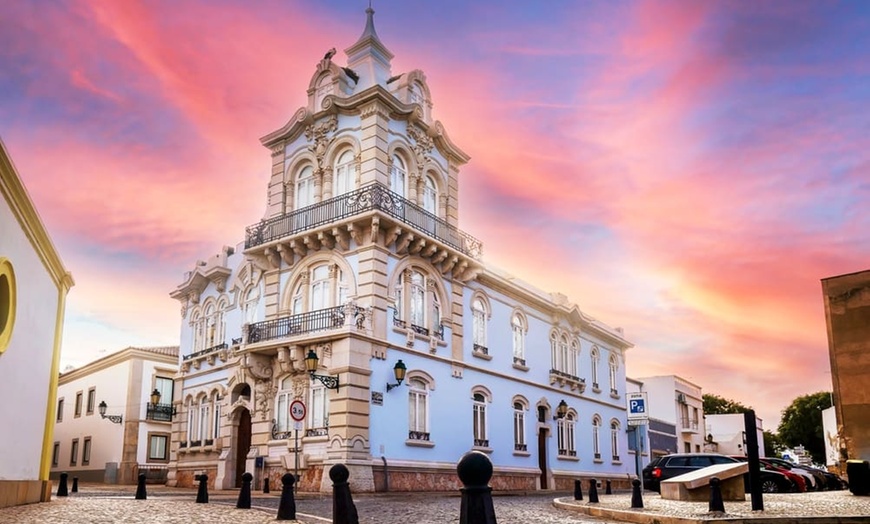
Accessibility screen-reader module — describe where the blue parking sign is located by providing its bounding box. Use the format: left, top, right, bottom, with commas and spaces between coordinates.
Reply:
627, 392, 648, 421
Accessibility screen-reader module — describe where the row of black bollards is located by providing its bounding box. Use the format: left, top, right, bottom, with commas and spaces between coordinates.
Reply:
56, 473, 79, 497
572, 477, 644, 509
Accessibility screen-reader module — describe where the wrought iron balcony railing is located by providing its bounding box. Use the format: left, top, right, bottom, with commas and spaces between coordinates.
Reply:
409, 431, 430, 441
474, 438, 489, 447
514, 443, 527, 452
183, 342, 227, 362
244, 183, 482, 259
473, 344, 489, 355
247, 305, 362, 344
146, 403, 175, 422
391, 308, 444, 340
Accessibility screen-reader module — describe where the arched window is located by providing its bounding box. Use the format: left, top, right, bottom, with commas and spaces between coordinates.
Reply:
198, 396, 212, 444
590, 346, 600, 389
560, 335, 570, 375
472, 392, 489, 447
592, 415, 602, 460
423, 175, 437, 214
410, 271, 425, 326
390, 154, 407, 197
308, 383, 329, 435
290, 263, 351, 316
296, 165, 315, 210
512, 313, 526, 365
274, 376, 294, 434
472, 298, 487, 353
557, 410, 576, 457
191, 310, 204, 352
243, 284, 260, 325
611, 420, 621, 461
609, 354, 619, 395
204, 303, 217, 349
334, 150, 356, 197
394, 268, 442, 337
408, 377, 430, 441
513, 397, 528, 452
550, 332, 559, 372
186, 397, 198, 443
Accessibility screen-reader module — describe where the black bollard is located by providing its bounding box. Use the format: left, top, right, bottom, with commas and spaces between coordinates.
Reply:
71, 477, 79, 493
263, 477, 270, 494
237, 472, 252, 509
135, 472, 147, 500
606, 479, 612, 495
588, 479, 599, 503
276, 473, 297, 520
195, 473, 209, 503
709, 477, 725, 513
331, 464, 360, 524
457, 451, 498, 524
631, 479, 643, 509
57, 472, 69, 497
573, 479, 583, 501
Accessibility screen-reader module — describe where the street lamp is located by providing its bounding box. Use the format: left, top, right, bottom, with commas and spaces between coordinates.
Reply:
554, 399, 568, 420
304, 349, 340, 390
386, 360, 407, 392
98, 401, 123, 424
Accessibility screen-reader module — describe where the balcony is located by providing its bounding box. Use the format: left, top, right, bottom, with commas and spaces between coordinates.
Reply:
392, 308, 444, 341
245, 183, 482, 259
182, 342, 227, 362
549, 369, 586, 393
146, 403, 175, 422
247, 305, 363, 345
681, 417, 699, 433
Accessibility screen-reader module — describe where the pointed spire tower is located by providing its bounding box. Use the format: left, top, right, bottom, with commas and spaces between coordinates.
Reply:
344, 6, 394, 91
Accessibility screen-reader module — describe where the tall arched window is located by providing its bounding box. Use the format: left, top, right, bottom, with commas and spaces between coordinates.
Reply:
423, 175, 437, 214
243, 284, 260, 325
296, 166, 315, 209
308, 383, 329, 436
512, 313, 526, 365
472, 392, 488, 447
290, 263, 350, 315
390, 154, 407, 197
609, 354, 619, 395
334, 150, 356, 197
557, 410, 576, 457
611, 420, 621, 461
590, 346, 600, 389
472, 298, 487, 353
592, 415, 602, 460
394, 268, 443, 338
186, 397, 199, 443
274, 376, 294, 435
513, 398, 528, 452
204, 303, 217, 349
191, 310, 204, 352
408, 377, 430, 441
560, 335, 570, 375
409, 271, 425, 327
198, 396, 212, 444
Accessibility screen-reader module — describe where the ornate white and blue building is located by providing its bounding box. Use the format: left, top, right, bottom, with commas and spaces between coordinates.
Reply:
168, 8, 634, 492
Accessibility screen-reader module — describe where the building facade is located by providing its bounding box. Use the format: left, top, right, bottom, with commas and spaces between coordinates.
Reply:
705, 413, 764, 457
51, 346, 179, 485
822, 270, 870, 466
167, 8, 634, 493
0, 138, 74, 507
635, 375, 706, 455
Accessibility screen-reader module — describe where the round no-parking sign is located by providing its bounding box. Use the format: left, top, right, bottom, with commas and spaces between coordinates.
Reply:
290, 400, 306, 422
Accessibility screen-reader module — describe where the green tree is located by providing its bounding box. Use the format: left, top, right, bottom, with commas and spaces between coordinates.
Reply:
763, 430, 783, 457
703, 393, 752, 414
776, 391, 832, 464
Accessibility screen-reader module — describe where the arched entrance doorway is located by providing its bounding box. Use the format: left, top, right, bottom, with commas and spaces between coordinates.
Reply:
235, 409, 252, 488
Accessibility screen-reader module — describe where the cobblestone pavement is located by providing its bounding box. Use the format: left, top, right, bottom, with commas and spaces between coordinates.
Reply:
2, 483, 868, 524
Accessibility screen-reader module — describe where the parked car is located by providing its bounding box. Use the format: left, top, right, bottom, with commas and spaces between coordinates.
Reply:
730, 456, 805, 492
763, 457, 820, 490
642, 453, 793, 493
764, 458, 847, 491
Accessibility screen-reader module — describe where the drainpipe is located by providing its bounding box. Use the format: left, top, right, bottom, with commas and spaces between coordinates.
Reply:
381, 456, 389, 492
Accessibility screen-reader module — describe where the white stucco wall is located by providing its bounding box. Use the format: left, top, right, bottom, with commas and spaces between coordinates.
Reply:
0, 198, 60, 481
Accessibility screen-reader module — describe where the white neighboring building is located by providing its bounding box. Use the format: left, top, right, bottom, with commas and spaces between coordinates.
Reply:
51, 346, 179, 484
705, 413, 764, 457
0, 138, 74, 508
635, 375, 706, 454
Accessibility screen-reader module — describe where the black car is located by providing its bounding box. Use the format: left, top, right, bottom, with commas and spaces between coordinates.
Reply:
642, 453, 793, 493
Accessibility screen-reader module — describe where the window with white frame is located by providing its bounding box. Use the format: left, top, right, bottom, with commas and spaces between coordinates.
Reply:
213, 397, 221, 441
592, 415, 602, 459
155, 376, 173, 406
390, 154, 407, 197
394, 268, 442, 337
512, 313, 526, 365
292, 263, 350, 316
471, 298, 487, 352
187, 398, 199, 443
590, 346, 600, 388
199, 398, 212, 443
472, 392, 488, 447
308, 384, 329, 436
242, 284, 260, 325
611, 420, 620, 461
557, 411, 576, 457
204, 303, 217, 348
422, 175, 437, 214
275, 376, 294, 434
296, 165, 316, 210
550, 332, 578, 377
513, 400, 527, 452
149, 433, 169, 461
334, 150, 356, 197
609, 354, 619, 394
191, 310, 203, 351
408, 378, 430, 441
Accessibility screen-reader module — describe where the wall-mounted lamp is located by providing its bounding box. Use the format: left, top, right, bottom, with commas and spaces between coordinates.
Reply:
304, 349, 340, 390
98, 401, 123, 424
554, 399, 568, 420
147, 389, 177, 421
386, 360, 407, 392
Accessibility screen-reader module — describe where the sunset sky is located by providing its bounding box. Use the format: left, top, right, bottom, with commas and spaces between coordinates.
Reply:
2, 1, 868, 428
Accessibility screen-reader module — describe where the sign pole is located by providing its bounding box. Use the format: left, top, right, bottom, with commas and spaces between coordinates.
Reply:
288, 399, 306, 495
636, 427, 643, 490
294, 428, 299, 494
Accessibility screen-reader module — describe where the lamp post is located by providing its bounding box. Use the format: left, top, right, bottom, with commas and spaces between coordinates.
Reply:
98, 401, 123, 424
386, 360, 407, 391
304, 349, 340, 390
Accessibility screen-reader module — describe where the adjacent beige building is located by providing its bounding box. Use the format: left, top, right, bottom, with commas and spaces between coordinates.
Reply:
0, 138, 74, 508
822, 270, 870, 466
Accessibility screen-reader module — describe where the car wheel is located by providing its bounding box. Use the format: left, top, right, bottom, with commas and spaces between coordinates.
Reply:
761, 479, 779, 493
